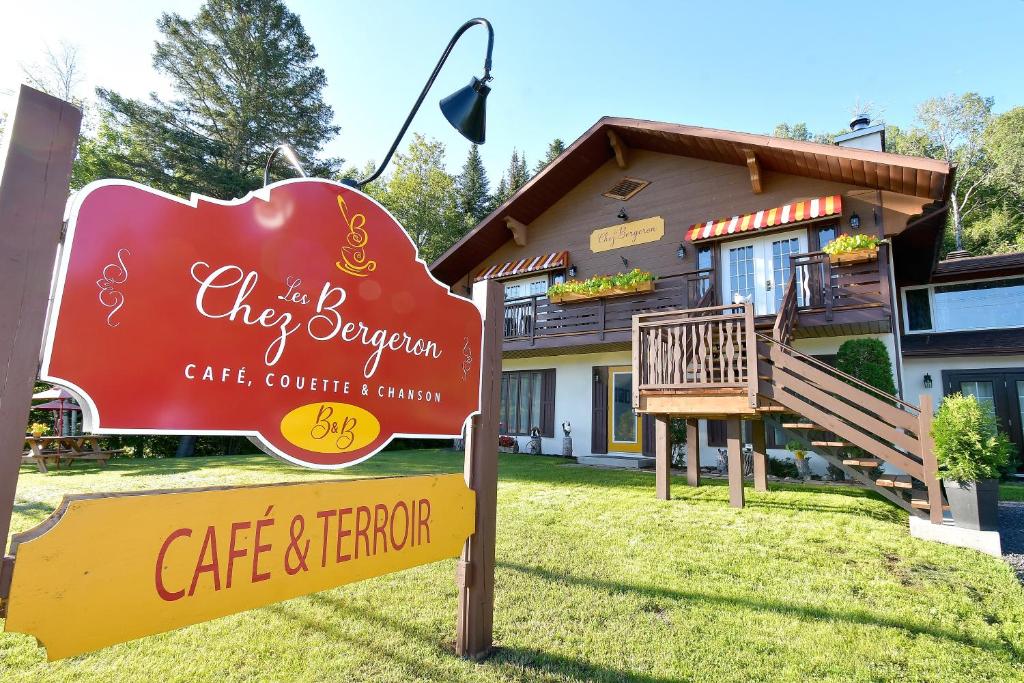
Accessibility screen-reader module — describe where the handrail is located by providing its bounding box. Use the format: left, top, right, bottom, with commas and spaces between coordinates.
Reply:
754, 331, 920, 414
772, 277, 798, 344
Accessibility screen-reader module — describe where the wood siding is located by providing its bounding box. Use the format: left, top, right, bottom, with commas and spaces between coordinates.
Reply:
456, 150, 932, 299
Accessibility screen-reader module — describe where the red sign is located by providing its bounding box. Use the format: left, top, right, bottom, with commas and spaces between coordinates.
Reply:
41, 179, 482, 468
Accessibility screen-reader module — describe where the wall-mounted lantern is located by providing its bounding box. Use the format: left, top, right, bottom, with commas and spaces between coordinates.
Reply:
567, 265, 577, 278
617, 208, 628, 221
620, 256, 629, 268
849, 213, 861, 230
923, 373, 933, 389
676, 243, 687, 259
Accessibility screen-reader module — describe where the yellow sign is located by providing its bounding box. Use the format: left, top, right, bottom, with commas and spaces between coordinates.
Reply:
4, 474, 474, 660
589, 216, 665, 253
280, 402, 381, 453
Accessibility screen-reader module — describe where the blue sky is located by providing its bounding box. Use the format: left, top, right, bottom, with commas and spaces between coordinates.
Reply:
2, 0, 1023, 184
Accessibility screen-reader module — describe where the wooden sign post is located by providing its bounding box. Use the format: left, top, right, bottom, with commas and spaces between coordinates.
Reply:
0, 86, 82, 600
0, 87, 499, 662
456, 279, 502, 659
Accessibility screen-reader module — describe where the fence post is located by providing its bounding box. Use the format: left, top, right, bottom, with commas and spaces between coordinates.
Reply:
0, 87, 81, 614
456, 279, 502, 659
917, 393, 943, 525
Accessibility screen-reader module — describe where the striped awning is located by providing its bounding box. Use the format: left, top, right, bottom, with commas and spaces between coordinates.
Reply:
685, 195, 842, 242
474, 251, 569, 281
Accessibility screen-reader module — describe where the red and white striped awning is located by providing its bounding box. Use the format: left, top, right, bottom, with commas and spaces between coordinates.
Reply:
474, 251, 569, 281
685, 195, 842, 242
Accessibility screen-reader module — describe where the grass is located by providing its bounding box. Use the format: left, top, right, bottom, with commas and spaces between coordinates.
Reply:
1002, 482, 1024, 502
1, 450, 1023, 682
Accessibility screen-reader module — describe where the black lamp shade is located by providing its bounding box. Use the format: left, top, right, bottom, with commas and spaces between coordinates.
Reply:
440, 77, 490, 144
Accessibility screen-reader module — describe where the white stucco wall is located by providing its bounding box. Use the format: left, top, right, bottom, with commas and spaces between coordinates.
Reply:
500, 331, 916, 477
503, 350, 632, 458
903, 354, 1024, 409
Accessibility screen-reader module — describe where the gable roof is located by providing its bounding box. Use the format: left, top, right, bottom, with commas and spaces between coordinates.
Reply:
431, 116, 952, 285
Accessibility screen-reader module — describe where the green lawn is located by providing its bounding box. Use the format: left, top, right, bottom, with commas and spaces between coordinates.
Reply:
1002, 482, 1024, 502
2, 451, 1022, 682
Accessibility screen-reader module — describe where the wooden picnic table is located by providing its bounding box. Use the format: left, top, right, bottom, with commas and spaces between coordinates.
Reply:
22, 436, 125, 473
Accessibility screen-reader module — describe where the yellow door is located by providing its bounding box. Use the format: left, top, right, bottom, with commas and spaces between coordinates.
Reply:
608, 365, 642, 453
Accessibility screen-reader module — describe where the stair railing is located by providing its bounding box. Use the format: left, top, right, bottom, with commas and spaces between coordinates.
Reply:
772, 277, 798, 344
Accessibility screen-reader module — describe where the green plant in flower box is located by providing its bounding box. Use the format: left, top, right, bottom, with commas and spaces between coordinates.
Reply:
822, 233, 880, 256
548, 268, 654, 298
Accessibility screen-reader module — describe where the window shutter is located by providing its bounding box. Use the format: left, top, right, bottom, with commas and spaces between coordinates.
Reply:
541, 369, 556, 437
591, 367, 608, 454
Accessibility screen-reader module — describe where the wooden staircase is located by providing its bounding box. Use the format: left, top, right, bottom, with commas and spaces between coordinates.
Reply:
632, 278, 945, 522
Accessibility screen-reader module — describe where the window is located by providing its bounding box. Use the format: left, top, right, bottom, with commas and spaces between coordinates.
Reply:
499, 369, 555, 436
816, 224, 837, 251
727, 245, 756, 303
503, 274, 549, 301
904, 288, 932, 331
903, 277, 1024, 333
697, 245, 713, 270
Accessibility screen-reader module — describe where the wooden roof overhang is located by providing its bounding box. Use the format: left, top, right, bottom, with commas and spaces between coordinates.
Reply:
431, 117, 952, 285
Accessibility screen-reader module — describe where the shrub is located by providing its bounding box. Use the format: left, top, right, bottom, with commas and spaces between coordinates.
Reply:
768, 456, 799, 478
931, 393, 1013, 482
785, 439, 807, 458
836, 338, 896, 396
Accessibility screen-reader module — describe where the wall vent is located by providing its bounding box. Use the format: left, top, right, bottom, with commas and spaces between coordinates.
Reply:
602, 177, 649, 201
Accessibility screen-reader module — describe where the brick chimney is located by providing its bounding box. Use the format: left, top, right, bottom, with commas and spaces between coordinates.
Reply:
835, 115, 885, 152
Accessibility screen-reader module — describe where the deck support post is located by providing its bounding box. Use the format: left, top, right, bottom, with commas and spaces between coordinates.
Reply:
685, 419, 700, 487
0, 87, 81, 616
726, 418, 744, 508
655, 415, 671, 500
751, 418, 768, 493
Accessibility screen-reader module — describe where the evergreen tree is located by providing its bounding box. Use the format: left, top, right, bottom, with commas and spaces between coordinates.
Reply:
507, 148, 530, 192
455, 144, 491, 223
534, 138, 566, 174
489, 176, 510, 213
88, 0, 340, 199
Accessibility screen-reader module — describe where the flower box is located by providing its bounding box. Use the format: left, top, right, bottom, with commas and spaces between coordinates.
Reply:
548, 280, 654, 304
829, 246, 878, 265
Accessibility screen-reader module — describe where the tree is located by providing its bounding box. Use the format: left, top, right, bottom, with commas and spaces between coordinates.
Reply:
375, 134, 463, 262
20, 41, 85, 106
772, 121, 842, 144
915, 93, 995, 252
90, 0, 340, 200
534, 138, 565, 174
985, 106, 1024, 223
455, 144, 491, 224
507, 148, 529, 192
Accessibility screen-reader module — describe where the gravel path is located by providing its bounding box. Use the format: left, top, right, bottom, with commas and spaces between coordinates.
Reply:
999, 502, 1024, 582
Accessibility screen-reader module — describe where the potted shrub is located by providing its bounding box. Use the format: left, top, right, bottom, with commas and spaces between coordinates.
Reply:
822, 233, 882, 265
28, 422, 50, 438
786, 440, 812, 480
931, 393, 1012, 531
547, 268, 654, 304
498, 434, 519, 454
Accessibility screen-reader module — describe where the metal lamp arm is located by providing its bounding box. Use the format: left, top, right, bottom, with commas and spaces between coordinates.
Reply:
351, 17, 494, 189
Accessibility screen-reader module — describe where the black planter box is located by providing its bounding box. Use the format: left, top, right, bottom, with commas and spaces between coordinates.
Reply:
943, 478, 1000, 531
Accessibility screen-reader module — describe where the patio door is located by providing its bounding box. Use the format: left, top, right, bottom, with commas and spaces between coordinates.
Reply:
720, 230, 807, 316
607, 365, 642, 453
944, 369, 1024, 472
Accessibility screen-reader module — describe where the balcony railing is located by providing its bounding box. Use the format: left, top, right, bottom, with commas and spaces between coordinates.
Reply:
789, 243, 890, 321
503, 269, 713, 344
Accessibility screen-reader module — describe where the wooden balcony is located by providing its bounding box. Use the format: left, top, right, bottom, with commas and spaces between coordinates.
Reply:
501, 269, 713, 354
784, 243, 892, 337
500, 245, 891, 354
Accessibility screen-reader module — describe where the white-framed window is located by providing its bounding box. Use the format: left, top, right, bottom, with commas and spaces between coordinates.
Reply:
902, 276, 1024, 334
503, 274, 550, 301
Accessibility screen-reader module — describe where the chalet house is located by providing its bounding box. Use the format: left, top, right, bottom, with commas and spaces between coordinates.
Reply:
431, 116, 1023, 522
